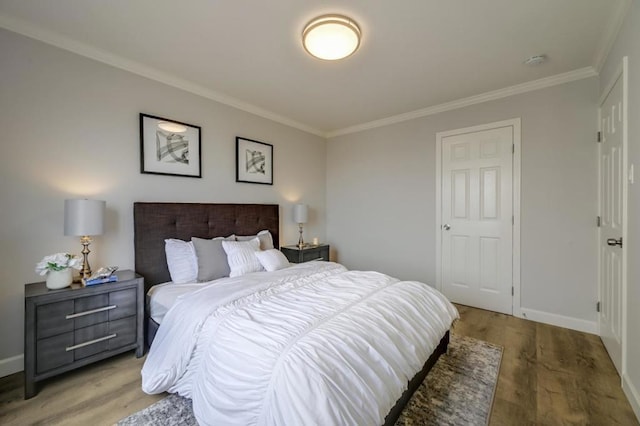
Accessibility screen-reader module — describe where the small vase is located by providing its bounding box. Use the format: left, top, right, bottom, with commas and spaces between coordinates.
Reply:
46, 268, 73, 290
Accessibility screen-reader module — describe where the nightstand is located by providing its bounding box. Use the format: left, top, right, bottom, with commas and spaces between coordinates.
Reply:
281, 244, 330, 263
24, 270, 144, 399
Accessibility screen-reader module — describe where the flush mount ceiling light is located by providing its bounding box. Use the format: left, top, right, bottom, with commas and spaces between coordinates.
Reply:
302, 14, 361, 60
158, 121, 187, 133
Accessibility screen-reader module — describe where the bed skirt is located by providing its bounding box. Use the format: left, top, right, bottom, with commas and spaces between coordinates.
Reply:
146, 316, 160, 350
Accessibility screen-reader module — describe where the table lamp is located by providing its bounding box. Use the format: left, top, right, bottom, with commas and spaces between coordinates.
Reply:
64, 199, 105, 279
293, 204, 308, 249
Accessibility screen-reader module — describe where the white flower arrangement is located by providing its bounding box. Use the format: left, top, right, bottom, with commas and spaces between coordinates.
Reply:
35, 253, 82, 276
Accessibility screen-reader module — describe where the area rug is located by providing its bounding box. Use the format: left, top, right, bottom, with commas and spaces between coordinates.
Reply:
118, 334, 502, 426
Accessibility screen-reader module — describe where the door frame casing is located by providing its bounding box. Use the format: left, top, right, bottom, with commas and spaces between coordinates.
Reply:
435, 118, 522, 317
597, 56, 628, 378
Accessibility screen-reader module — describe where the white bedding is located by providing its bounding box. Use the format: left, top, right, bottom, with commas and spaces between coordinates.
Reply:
147, 282, 208, 324
142, 261, 458, 426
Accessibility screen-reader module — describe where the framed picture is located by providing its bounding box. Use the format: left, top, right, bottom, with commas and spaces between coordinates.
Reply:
236, 137, 273, 185
140, 113, 202, 178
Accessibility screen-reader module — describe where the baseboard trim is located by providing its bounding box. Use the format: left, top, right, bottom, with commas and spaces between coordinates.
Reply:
0, 353, 23, 378
519, 308, 597, 334
623, 374, 640, 422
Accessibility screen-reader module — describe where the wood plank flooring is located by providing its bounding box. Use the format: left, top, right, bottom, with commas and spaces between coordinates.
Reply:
454, 304, 638, 426
0, 305, 637, 425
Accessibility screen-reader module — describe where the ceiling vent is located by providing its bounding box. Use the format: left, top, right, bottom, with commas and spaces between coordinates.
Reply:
523, 55, 547, 66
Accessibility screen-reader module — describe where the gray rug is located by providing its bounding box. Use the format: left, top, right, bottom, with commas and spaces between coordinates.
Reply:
118, 334, 502, 426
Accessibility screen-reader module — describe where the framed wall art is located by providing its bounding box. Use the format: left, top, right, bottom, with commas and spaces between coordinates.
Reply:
236, 137, 273, 185
140, 113, 202, 178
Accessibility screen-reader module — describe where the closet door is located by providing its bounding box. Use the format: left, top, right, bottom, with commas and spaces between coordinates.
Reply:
439, 123, 514, 315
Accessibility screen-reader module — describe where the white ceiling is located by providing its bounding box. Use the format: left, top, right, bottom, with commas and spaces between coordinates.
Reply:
0, 1, 629, 136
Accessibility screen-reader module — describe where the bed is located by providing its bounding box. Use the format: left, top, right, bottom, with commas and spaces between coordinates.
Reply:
134, 202, 458, 426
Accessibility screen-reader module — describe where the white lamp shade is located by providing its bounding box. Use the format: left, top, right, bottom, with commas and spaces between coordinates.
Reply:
293, 204, 308, 224
64, 199, 106, 236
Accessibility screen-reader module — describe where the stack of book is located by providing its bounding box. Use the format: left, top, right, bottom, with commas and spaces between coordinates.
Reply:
83, 274, 118, 286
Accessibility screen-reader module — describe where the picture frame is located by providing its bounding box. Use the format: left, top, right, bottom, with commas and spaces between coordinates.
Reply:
140, 113, 202, 178
236, 137, 273, 185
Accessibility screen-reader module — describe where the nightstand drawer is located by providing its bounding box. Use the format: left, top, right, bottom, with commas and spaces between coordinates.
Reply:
281, 244, 330, 264
108, 316, 137, 349
108, 289, 137, 321
35, 288, 137, 339
301, 247, 329, 262
74, 293, 109, 329
36, 300, 74, 339
73, 322, 110, 359
73, 316, 137, 360
40, 316, 138, 364
36, 333, 74, 374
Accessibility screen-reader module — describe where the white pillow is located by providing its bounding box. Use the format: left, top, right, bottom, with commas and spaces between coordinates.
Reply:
257, 230, 275, 250
235, 230, 275, 250
255, 249, 290, 272
164, 239, 198, 284
221, 237, 264, 277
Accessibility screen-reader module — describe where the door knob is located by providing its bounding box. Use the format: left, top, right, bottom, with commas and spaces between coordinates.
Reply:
607, 237, 623, 247
443, 224, 451, 230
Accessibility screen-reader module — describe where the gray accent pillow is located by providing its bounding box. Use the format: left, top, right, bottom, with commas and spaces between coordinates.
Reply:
236, 230, 274, 250
192, 235, 235, 282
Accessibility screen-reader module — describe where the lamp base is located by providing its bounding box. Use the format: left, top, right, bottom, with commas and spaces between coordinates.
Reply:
297, 223, 305, 249
80, 235, 93, 280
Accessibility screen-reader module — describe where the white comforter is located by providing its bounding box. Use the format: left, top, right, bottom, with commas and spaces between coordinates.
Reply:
141, 262, 458, 426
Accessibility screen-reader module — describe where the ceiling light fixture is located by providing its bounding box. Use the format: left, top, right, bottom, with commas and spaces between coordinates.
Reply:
302, 15, 361, 61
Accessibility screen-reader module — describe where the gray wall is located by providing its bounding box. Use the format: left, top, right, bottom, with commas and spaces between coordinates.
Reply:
1, 12, 632, 410
0, 29, 326, 367
327, 77, 599, 325
599, 0, 640, 415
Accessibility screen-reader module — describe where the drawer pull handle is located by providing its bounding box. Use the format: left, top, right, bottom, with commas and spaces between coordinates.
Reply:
66, 305, 117, 319
65, 334, 117, 351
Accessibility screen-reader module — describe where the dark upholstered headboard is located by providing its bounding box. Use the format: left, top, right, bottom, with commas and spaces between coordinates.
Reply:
134, 203, 279, 292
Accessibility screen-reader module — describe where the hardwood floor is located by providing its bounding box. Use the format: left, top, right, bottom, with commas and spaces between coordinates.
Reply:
0, 305, 637, 425
0, 351, 164, 425
454, 304, 638, 426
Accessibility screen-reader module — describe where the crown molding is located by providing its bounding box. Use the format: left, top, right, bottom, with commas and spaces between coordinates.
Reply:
326, 67, 598, 138
0, 13, 325, 138
0, 11, 605, 140
592, 0, 632, 73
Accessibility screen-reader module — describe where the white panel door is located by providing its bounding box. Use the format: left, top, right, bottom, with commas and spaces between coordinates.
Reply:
599, 70, 625, 375
441, 126, 513, 314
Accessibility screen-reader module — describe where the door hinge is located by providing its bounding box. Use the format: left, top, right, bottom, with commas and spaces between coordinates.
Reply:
597, 131, 602, 142
512, 287, 514, 296
597, 301, 601, 312
512, 216, 514, 225
607, 237, 623, 247
512, 144, 515, 154
597, 216, 601, 227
